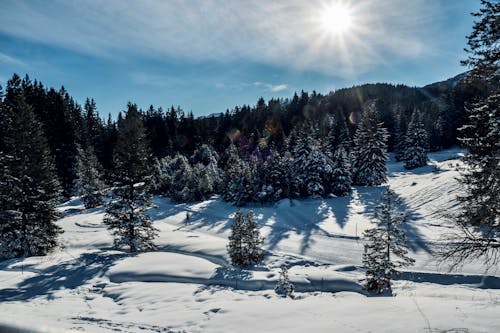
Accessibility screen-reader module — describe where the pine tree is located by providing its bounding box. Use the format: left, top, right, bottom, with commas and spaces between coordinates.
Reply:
442, 1, 500, 268
275, 266, 295, 298
74, 145, 105, 208
393, 111, 406, 162
0, 96, 61, 259
363, 187, 415, 293
331, 146, 352, 196
352, 106, 389, 186
291, 126, 331, 198
227, 209, 264, 266
403, 111, 429, 170
169, 153, 195, 202
222, 149, 256, 206
257, 147, 287, 202
104, 103, 158, 252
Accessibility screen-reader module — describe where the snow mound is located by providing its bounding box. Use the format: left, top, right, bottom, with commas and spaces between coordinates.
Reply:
108, 252, 219, 283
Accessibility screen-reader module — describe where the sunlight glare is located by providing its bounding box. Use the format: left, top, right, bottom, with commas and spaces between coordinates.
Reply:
321, 3, 353, 34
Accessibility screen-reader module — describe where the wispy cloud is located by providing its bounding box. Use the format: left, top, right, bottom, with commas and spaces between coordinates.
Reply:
253, 82, 288, 93
0, 0, 443, 78
0, 52, 26, 67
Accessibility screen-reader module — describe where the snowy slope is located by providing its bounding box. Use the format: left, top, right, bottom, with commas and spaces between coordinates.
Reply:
0, 148, 499, 333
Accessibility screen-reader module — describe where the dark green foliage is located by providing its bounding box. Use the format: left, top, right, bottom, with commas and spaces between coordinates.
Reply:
0, 95, 61, 259
104, 103, 158, 252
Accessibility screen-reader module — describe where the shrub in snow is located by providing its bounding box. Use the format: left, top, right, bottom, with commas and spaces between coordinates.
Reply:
362, 187, 415, 293
227, 209, 264, 266
275, 266, 295, 298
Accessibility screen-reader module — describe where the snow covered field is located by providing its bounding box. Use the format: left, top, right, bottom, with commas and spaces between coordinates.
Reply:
1, 149, 499, 333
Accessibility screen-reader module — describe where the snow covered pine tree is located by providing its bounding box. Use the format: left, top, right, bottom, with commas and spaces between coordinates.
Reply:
352, 105, 389, 186
330, 146, 352, 196
402, 110, 429, 170
74, 145, 105, 208
227, 209, 264, 266
104, 103, 158, 252
363, 187, 415, 293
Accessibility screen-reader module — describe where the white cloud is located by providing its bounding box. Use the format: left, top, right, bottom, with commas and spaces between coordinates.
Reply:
269, 84, 288, 92
0, 52, 26, 66
0, 0, 443, 78
251, 81, 288, 92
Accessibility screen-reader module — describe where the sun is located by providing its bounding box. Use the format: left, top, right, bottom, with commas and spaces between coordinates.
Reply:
321, 3, 353, 34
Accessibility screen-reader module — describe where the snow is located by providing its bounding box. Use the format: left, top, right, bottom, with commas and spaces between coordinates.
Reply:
1, 148, 499, 332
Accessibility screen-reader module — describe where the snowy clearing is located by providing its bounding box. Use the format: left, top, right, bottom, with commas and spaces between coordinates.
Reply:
1, 149, 499, 333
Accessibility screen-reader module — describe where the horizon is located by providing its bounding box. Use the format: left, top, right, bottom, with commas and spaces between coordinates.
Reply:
0, 0, 480, 117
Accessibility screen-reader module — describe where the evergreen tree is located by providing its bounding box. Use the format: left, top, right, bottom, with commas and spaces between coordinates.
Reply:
352, 106, 389, 186
0, 96, 61, 259
192, 162, 214, 200
275, 266, 295, 298
393, 111, 406, 162
291, 126, 331, 198
227, 209, 264, 266
363, 187, 415, 293
222, 147, 256, 206
256, 147, 288, 202
442, 1, 499, 268
83, 98, 103, 154
403, 111, 429, 170
74, 145, 105, 208
330, 146, 352, 196
169, 153, 195, 202
104, 103, 158, 252
192, 144, 222, 193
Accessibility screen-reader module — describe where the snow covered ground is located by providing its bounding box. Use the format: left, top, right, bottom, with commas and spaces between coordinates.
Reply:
1, 148, 499, 333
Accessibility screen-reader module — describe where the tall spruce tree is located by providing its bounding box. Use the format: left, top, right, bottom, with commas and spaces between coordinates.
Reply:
0, 96, 61, 259
104, 103, 158, 252
363, 187, 415, 293
442, 1, 499, 268
227, 209, 264, 266
352, 106, 389, 186
291, 126, 331, 198
331, 146, 352, 196
402, 111, 429, 170
74, 145, 105, 208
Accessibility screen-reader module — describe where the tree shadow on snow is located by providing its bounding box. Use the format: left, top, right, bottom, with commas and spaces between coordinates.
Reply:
150, 197, 235, 233
0, 251, 131, 302
264, 197, 355, 255
355, 185, 431, 253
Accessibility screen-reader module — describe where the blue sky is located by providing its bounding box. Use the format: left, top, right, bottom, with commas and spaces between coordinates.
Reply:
0, 0, 479, 117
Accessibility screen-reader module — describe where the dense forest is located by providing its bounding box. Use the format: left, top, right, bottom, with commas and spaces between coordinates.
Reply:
0, 70, 483, 199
